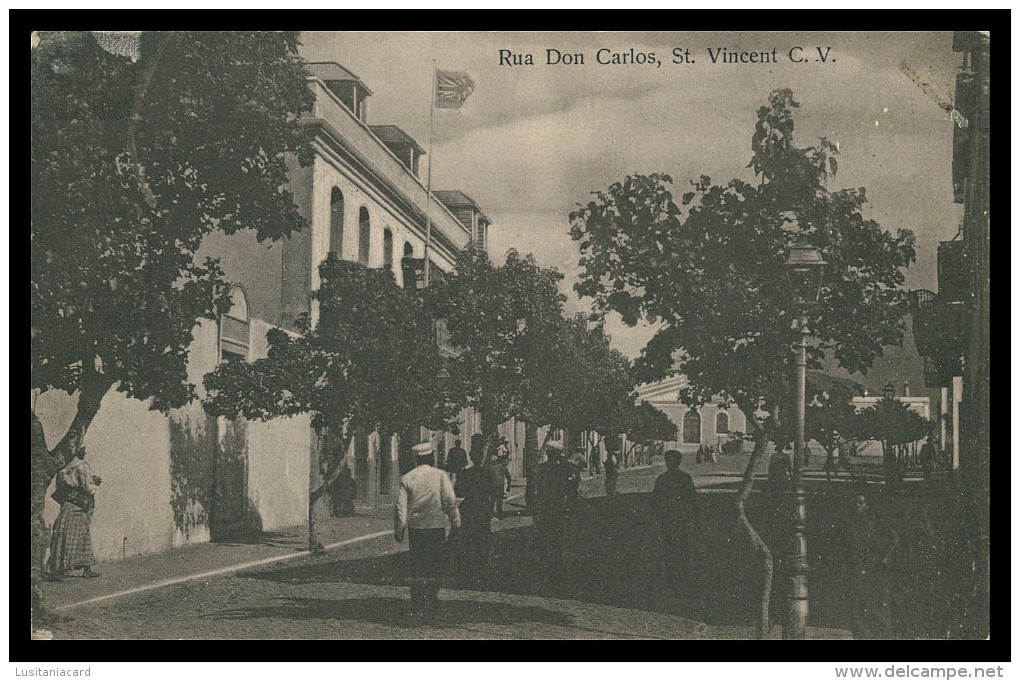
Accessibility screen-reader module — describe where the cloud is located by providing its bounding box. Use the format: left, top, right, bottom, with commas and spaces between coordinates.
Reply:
299, 31, 962, 357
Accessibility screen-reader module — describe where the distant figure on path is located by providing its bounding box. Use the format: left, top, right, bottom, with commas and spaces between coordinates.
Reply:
919, 434, 939, 489
766, 449, 794, 509
844, 487, 899, 639
455, 448, 498, 583
394, 442, 461, 620
492, 452, 513, 518
824, 448, 838, 483
332, 464, 356, 517
604, 450, 619, 497
445, 439, 468, 483
652, 450, 697, 597
45, 447, 102, 580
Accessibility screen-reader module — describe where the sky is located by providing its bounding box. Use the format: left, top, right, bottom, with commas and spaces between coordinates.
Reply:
300, 31, 964, 361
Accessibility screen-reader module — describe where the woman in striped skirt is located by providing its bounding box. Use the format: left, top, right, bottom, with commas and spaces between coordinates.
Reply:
45, 447, 102, 580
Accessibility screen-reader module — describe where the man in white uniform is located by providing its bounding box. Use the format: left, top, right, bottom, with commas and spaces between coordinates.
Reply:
394, 442, 461, 618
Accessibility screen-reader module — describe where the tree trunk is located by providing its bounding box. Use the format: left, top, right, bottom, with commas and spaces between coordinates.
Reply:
737, 407, 775, 639
32, 372, 115, 625
307, 433, 352, 553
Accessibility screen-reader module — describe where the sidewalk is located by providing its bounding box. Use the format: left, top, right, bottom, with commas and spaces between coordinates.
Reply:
41, 482, 531, 613
40, 508, 395, 612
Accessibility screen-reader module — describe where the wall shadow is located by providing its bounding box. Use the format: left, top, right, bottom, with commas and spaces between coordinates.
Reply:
168, 413, 215, 539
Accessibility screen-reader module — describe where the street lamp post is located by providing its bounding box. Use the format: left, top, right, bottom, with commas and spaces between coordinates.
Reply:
783, 236, 827, 640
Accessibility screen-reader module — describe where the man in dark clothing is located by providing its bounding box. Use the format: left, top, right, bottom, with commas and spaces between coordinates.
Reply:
533, 441, 577, 590
445, 439, 468, 483
767, 449, 794, 509
845, 488, 899, 639
455, 448, 499, 583
652, 449, 697, 597
919, 434, 939, 489
604, 450, 620, 497
332, 464, 356, 517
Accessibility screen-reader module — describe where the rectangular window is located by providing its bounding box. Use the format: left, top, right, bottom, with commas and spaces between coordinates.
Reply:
219, 315, 249, 363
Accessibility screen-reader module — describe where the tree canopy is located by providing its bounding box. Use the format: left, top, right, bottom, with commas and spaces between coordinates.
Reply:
32, 31, 313, 459
203, 257, 460, 549
855, 397, 933, 454
426, 247, 567, 446
797, 382, 862, 458
624, 401, 678, 446
569, 89, 917, 430
520, 313, 635, 439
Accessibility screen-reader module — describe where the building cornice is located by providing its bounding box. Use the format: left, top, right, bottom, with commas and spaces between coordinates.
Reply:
306, 121, 462, 266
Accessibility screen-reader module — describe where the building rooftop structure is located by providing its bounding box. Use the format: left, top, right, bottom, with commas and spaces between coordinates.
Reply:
433, 190, 491, 225
369, 125, 425, 177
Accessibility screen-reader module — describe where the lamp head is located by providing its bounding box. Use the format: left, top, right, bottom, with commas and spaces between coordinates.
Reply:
783, 237, 827, 307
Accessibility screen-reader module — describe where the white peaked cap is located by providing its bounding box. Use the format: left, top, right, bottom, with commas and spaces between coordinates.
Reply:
412, 442, 435, 456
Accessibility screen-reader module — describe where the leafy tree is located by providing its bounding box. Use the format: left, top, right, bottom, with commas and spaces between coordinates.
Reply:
770, 381, 860, 465
203, 257, 460, 551
427, 247, 567, 458
855, 397, 933, 483
568, 89, 916, 636
803, 383, 861, 479
625, 401, 678, 445
521, 314, 634, 453
31, 31, 312, 617
619, 400, 678, 465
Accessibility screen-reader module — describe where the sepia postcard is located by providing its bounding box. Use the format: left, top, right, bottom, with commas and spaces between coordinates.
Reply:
28, 29, 992, 652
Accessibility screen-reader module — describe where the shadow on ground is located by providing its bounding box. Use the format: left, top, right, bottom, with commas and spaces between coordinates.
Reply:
234, 475, 980, 638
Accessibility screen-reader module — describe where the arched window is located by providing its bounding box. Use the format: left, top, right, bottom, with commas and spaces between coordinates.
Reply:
383, 229, 394, 271
329, 188, 344, 257
716, 411, 729, 434
404, 241, 414, 257
219, 286, 250, 363
682, 409, 701, 444
358, 207, 371, 265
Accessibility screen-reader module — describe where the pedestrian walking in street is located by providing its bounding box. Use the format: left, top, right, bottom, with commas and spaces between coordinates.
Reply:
493, 452, 513, 518
533, 441, 579, 592
651, 450, 697, 601
45, 446, 102, 580
843, 486, 900, 639
455, 448, 498, 584
445, 439, 468, 484
604, 450, 620, 498
824, 447, 837, 484
394, 442, 461, 621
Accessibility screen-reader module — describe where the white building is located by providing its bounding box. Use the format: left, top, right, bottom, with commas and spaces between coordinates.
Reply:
634, 377, 749, 455
34, 57, 501, 561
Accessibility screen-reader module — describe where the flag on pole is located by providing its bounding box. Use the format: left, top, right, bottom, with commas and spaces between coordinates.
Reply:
435, 69, 475, 109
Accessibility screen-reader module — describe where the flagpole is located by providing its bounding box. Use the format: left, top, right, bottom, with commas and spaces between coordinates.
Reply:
423, 62, 436, 287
